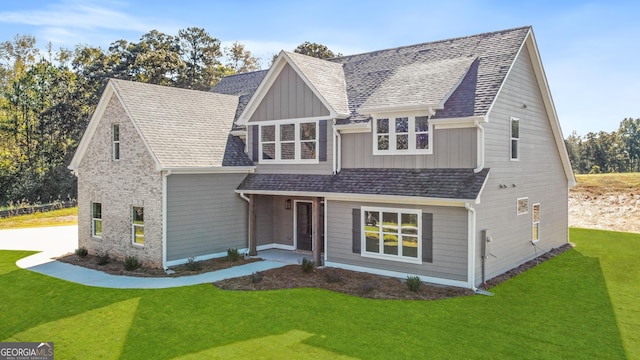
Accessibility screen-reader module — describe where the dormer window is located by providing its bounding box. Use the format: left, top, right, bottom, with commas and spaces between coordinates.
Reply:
259, 120, 318, 163
373, 115, 432, 155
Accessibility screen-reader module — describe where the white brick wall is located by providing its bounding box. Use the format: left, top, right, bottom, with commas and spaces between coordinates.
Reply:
77, 95, 164, 268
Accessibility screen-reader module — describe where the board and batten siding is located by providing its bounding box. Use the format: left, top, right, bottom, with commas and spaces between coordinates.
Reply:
250, 63, 329, 122
166, 173, 248, 261
340, 128, 477, 169
475, 43, 569, 284
326, 200, 468, 281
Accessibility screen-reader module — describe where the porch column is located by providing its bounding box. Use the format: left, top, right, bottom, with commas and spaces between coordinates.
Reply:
312, 197, 322, 265
248, 194, 257, 256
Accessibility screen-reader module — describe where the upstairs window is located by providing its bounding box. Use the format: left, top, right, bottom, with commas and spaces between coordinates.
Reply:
510, 117, 519, 160
92, 203, 102, 238
112, 124, 120, 160
132, 206, 144, 246
259, 121, 318, 163
373, 115, 431, 155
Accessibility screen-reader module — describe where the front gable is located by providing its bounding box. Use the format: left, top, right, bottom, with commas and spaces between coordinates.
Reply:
250, 63, 330, 122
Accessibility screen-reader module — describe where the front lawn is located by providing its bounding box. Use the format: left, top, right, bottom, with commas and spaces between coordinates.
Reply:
0, 228, 636, 359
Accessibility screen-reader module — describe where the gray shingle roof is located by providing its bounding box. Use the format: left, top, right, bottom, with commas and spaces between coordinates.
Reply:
211, 70, 268, 124
109, 79, 252, 168
237, 168, 489, 200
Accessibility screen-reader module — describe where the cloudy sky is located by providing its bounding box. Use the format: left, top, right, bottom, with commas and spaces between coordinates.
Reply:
0, 0, 638, 136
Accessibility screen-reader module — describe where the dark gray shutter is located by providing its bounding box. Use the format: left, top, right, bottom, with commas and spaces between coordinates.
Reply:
352, 208, 361, 253
319, 120, 327, 161
251, 125, 259, 162
422, 213, 433, 263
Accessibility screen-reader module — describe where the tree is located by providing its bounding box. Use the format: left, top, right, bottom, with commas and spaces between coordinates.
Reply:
293, 41, 340, 59
177, 27, 222, 89
224, 42, 260, 73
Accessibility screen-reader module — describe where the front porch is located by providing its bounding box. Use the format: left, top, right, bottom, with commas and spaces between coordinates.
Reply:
254, 248, 316, 264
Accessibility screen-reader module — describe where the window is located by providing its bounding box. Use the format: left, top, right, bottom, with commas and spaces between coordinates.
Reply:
92, 203, 102, 238
517, 197, 529, 215
362, 207, 421, 263
373, 115, 431, 155
532, 203, 540, 242
259, 121, 317, 162
112, 124, 120, 160
510, 117, 519, 160
132, 206, 144, 246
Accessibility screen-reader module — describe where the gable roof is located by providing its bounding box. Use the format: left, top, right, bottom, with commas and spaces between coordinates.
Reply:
69, 79, 254, 172
211, 69, 268, 125
237, 168, 490, 203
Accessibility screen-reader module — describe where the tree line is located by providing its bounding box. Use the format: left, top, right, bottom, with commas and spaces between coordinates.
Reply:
0, 28, 335, 207
565, 118, 640, 174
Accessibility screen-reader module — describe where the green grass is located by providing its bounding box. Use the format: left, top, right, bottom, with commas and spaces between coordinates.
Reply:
0, 207, 78, 229
0, 228, 637, 359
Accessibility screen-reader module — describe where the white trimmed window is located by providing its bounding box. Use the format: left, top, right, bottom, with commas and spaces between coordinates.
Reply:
510, 117, 519, 160
132, 206, 144, 246
361, 206, 421, 264
532, 203, 540, 242
517, 197, 529, 215
373, 115, 431, 155
92, 202, 102, 238
112, 124, 120, 160
259, 121, 317, 163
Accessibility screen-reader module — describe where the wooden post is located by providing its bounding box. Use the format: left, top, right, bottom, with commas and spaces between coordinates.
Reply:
312, 197, 321, 265
249, 194, 257, 256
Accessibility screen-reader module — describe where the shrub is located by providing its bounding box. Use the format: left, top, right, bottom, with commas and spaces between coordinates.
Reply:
75, 247, 88, 257
325, 269, 343, 283
124, 256, 141, 271
250, 271, 264, 283
186, 257, 201, 271
96, 252, 110, 265
406, 275, 422, 292
361, 281, 377, 294
300, 257, 315, 273
227, 248, 241, 262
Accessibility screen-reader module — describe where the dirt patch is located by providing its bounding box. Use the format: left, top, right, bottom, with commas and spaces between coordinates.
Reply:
57, 253, 262, 277
569, 192, 640, 233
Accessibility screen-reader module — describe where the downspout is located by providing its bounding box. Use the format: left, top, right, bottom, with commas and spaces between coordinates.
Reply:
162, 170, 172, 271
474, 120, 485, 173
465, 202, 477, 291
332, 120, 337, 174
239, 192, 252, 255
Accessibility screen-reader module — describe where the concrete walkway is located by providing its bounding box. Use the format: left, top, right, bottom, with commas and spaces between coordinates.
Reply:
0, 226, 302, 289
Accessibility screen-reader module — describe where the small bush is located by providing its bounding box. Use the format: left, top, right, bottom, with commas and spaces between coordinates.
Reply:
325, 269, 343, 283
186, 257, 201, 271
75, 247, 88, 257
361, 281, 377, 294
96, 252, 110, 265
227, 248, 241, 262
250, 271, 264, 283
124, 256, 141, 271
406, 275, 422, 292
300, 258, 315, 273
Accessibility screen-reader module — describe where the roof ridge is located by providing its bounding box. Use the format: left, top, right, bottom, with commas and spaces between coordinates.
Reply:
332, 26, 531, 61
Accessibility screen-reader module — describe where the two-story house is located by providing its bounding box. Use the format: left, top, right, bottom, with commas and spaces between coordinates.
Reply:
69, 26, 575, 290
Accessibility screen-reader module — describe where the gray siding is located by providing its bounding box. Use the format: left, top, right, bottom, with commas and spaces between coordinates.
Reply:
254, 195, 295, 247
475, 44, 569, 284
250, 63, 329, 121
166, 173, 248, 261
341, 128, 477, 169
327, 200, 468, 281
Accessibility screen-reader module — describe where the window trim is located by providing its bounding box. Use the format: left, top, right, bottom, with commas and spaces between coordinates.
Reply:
517, 197, 529, 215
91, 202, 102, 239
112, 123, 120, 161
532, 203, 540, 243
258, 119, 319, 164
510, 117, 519, 161
131, 206, 144, 247
372, 113, 433, 155
360, 206, 422, 264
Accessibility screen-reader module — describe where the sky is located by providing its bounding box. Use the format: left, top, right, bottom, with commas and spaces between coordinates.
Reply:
0, 0, 638, 136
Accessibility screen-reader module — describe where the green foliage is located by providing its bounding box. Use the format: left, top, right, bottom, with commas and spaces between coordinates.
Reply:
227, 248, 241, 262
96, 252, 110, 265
74, 247, 88, 257
124, 256, 141, 271
406, 275, 421, 292
300, 257, 315, 273
0, 228, 638, 358
293, 42, 340, 59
